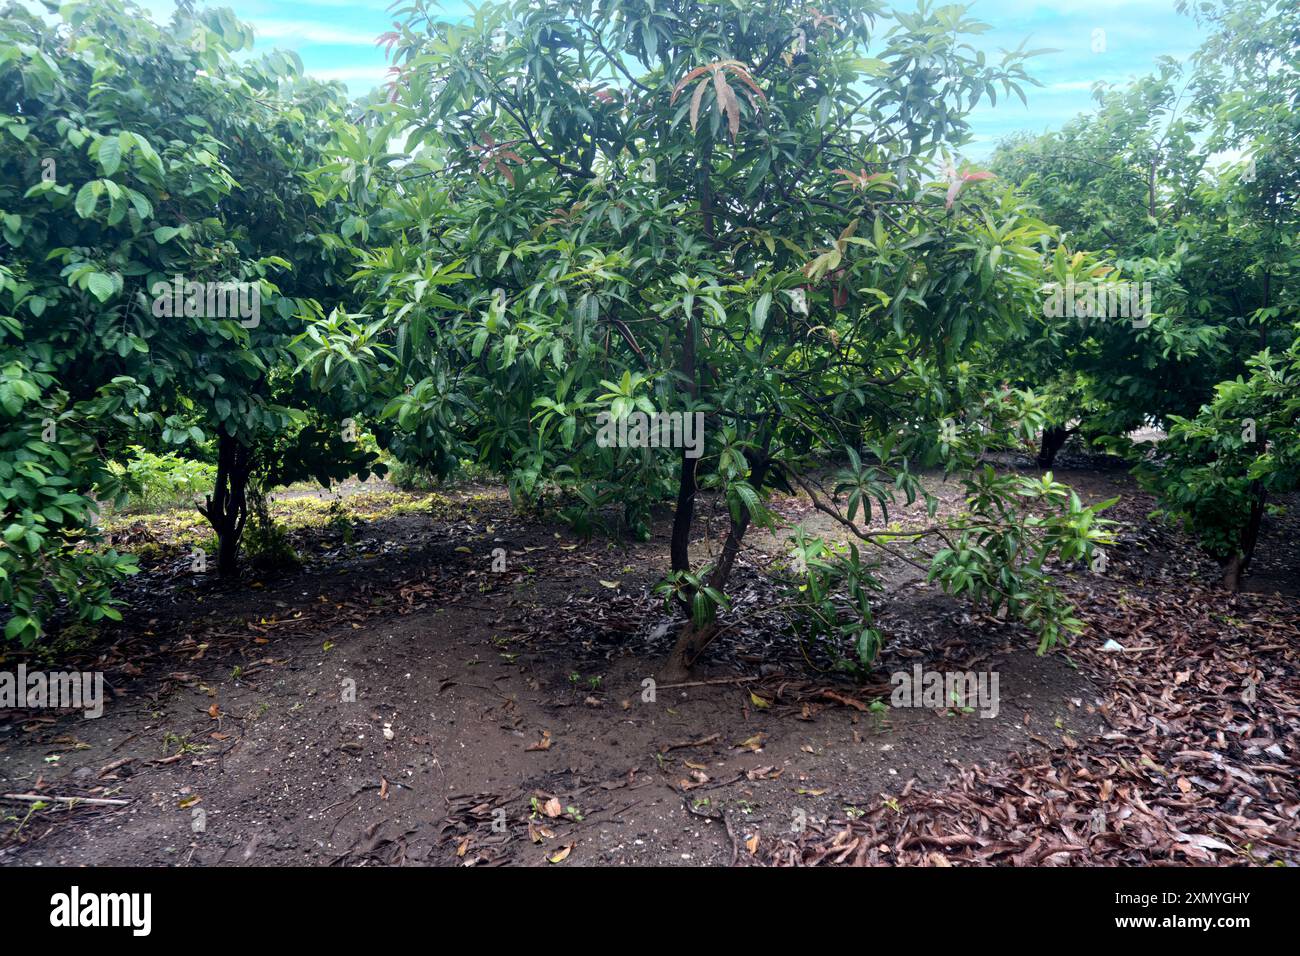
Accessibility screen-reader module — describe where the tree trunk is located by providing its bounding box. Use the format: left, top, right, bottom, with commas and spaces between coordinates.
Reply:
661, 516, 746, 680
660, 620, 716, 683
1036, 425, 1069, 469
669, 295, 699, 577
1221, 553, 1244, 591
199, 432, 252, 579
1241, 481, 1266, 576
1223, 481, 1267, 592
669, 450, 697, 574
661, 455, 771, 680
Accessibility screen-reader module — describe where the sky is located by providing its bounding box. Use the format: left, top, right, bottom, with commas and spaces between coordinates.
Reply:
121, 0, 1207, 158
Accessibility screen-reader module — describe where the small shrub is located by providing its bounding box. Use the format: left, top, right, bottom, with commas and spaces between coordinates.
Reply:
110, 446, 215, 513
243, 489, 300, 572
386, 457, 441, 492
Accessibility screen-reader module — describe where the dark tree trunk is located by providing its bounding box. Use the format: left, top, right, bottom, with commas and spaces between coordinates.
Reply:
198, 432, 252, 578
670, 305, 699, 577
1221, 554, 1244, 591
662, 454, 771, 680
1223, 481, 1267, 591
660, 143, 741, 681
662, 290, 701, 677
1242, 481, 1267, 576
1036, 425, 1070, 469
669, 450, 697, 574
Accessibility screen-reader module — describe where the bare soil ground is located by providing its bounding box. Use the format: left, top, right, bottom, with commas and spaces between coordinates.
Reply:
1, 456, 1296, 866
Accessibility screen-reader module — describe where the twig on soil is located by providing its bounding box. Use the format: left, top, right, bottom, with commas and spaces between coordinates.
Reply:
690, 771, 747, 792
658, 733, 720, 753
329, 802, 360, 841
607, 800, 642, 818
657, 677, 760, 690
97, 757, 135, 778
2, 793, 131, 807
724, 813, 743, 867
110, 732, 141, 753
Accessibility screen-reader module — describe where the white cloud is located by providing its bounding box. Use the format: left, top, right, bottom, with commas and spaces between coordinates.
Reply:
1039, 79, 1116, 94
974, 0, 1181, 14
306, 65, 388, 84
251, 19, 379, 46
279, 0, 395, 6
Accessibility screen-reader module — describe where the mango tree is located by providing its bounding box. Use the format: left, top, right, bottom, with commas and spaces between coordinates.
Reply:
0, 0, 377, 646
1134, 0, 1300, 589
306, 0, 1112, 676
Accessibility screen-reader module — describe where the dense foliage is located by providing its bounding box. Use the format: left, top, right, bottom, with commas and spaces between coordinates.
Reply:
0, 0, 380, 643
297, 0, 1124, 675
1, 0, 1294, 665
988, 0, 1299, 585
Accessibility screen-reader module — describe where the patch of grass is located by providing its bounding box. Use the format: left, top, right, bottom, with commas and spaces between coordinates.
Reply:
105, 488, 469, 558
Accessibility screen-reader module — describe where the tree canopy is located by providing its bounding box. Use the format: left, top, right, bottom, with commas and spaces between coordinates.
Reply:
1, 0, 1295, 666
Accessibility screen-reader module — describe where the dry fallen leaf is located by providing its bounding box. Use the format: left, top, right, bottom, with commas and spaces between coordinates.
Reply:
548, 842, 574, 863
543, 797, 563, 818
678, 770, 711, 790
526, 730, 552, 752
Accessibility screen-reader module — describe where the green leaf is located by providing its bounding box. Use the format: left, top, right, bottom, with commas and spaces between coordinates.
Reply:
96, 135, 122, 176
86, 272, 115, 302
752, 291, 771, 334
74, 181, 102, 219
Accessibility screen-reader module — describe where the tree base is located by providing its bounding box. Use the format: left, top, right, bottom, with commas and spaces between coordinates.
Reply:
1221, 554, 1244, 592
659, 620, 717, 682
